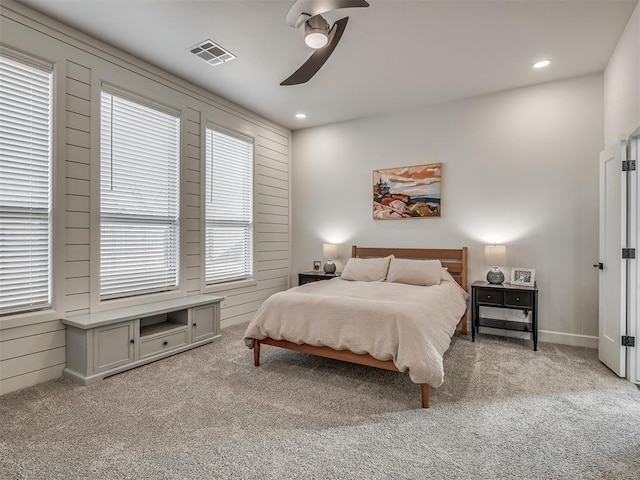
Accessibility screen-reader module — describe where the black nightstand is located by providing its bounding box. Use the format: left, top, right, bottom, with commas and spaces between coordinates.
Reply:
298, 271, 340, 285
471, 281, 539, 351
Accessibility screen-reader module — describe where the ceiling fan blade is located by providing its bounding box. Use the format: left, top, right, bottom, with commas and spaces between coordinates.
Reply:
280, 17, 348, 86
286, 0, 368, 27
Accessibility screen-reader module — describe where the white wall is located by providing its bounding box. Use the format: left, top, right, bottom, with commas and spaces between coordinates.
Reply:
0, 1, 290, 395
605, 2, 640, 144
292, 74, 603, 347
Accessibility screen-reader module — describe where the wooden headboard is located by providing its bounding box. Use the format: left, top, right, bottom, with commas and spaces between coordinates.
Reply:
351, 246, 468, 292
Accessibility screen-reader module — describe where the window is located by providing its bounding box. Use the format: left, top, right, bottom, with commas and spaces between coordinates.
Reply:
100, 89, 180, 298
205, 128, 253, 284
0, 53, 53, 315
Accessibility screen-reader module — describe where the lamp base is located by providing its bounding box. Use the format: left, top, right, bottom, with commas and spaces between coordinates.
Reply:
324, 260, 336, 274
486, 267, 504, 285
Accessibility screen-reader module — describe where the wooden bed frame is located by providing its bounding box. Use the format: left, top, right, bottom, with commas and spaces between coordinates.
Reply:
252, 246, 468, 408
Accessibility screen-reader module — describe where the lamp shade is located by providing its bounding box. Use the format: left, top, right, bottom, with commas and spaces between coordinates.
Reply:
323, 243, 339, 259
484, 245, 507, 266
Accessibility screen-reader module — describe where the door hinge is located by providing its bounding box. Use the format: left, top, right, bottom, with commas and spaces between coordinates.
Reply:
622, 160, 636, 171
622, 336, 635, 347
622, 248, 636, 259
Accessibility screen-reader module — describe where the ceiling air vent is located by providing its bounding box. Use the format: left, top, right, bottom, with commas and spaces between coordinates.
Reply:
189, 39, 236, 67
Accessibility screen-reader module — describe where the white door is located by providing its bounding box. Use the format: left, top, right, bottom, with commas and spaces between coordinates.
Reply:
598, 141, 627, 376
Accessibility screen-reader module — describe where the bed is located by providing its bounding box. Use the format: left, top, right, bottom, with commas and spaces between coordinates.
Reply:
244, 246, 469, 408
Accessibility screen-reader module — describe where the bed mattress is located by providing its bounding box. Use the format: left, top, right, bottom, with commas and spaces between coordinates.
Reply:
244, 271, 469, 387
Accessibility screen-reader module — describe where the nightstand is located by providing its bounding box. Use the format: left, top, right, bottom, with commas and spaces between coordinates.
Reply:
298, 271, 340, 285
471, 281, 539, 351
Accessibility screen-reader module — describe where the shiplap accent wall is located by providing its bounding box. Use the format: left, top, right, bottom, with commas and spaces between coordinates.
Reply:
0, 0, 291, 395
65, 60, 92, 316
0, 320, 66, 393
185, 108, 203, 296
213, 136, 290, 323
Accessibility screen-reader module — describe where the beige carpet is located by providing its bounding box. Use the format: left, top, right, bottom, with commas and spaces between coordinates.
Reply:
1, 324, 639, 479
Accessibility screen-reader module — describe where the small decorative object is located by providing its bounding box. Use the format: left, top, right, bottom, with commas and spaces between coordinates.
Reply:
323, 243, 338, 273
511, 268, 535, 287
313, 260, 321, 272
373, 163, 442, 219
485, 245, 507, 285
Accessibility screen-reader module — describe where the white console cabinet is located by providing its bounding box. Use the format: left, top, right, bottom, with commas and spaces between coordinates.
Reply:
62, 295, 223, 385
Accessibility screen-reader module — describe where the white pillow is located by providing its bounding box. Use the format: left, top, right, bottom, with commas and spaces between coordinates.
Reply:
340, 255, 393, 282
385, 258, 442, 286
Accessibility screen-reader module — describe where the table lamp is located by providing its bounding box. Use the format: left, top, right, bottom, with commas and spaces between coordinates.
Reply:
485, 245, 507, 284
323, 243, 338, 273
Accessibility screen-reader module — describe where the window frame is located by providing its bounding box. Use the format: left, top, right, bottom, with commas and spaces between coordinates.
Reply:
90, 81, 186, 312
201, 122, 256, 293
0, 47, 65, 328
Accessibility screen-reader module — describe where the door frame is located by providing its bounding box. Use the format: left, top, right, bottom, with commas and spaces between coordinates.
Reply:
627, 128, 639, 385
598, 140, 627, 376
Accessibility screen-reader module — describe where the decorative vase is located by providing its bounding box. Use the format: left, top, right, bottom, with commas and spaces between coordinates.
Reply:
324, 260, 336, 274
486, 267, 504, 284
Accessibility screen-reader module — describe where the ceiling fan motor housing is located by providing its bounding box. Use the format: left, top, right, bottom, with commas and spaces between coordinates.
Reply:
282, 0, 370, 85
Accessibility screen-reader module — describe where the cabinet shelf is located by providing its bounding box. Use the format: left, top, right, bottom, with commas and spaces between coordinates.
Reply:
140, 321, 186, 338
477, 317, 532, 333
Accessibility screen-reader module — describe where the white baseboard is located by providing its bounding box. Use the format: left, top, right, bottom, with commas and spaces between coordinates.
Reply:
538, 329, 598, 349
475, 326, 598, 349
221, 315, 252, 329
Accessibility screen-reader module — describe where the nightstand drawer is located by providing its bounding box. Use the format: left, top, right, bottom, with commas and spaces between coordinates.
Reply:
504, 291, 533, 309
298, 272, 340, 285
300, 275, 327, 285
476, 288, 502, 306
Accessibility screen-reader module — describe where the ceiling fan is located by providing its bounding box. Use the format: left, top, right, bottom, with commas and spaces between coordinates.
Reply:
281, 0, 370, 86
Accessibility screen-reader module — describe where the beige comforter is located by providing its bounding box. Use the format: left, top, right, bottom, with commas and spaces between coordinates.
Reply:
244, 271, 469, 387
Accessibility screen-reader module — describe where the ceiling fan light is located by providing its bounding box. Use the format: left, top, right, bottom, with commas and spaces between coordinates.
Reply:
304, 15, 330, 49
305, 30, 329, 49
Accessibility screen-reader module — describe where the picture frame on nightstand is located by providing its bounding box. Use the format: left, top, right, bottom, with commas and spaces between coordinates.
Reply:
510, 267, 535, 287
313, 260, 321, 272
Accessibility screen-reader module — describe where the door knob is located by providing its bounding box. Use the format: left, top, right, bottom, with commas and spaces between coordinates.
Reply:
593, 263, 603, 270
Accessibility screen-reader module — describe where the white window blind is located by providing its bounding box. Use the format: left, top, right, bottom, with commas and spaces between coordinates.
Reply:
0, 54, 52, 315
100, 89, 180, 298
205, 128, 253, 284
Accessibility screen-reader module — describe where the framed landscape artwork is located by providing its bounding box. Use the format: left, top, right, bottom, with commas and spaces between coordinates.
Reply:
373, 163, 442, 219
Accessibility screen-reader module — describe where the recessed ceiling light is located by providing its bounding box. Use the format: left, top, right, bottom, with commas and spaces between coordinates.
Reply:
533, 59, 551, 69
295, 113, 307, 119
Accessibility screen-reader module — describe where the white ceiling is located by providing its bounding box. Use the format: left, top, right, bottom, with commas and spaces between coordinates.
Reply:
17, 0, 638, 130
